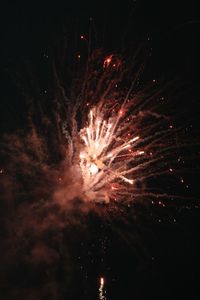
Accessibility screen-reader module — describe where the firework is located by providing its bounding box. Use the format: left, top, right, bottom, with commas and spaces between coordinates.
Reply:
79, 103, 142, 202
62, 53, 180, 205
99, 277, 106, 300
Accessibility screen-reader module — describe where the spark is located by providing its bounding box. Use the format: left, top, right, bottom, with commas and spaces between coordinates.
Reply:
100, 277, 104, 286
103, 56, 112, 68
103, 54, 122, 70
99, 277, 106, 300
79, 105, 142, 202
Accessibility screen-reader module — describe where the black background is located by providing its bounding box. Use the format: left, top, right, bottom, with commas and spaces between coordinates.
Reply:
0, 1, 200, 299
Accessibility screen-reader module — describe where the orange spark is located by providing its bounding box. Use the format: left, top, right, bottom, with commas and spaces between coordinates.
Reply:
103, 55, 112, 68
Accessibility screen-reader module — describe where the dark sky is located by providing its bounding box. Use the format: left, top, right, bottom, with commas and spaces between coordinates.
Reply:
0, 1, 200, 300
1, 0, 199, 76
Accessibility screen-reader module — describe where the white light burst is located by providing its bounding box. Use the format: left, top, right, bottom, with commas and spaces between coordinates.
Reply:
79, 103, 144, 203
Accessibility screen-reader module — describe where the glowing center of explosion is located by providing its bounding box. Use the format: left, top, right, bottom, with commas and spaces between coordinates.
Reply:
79, 106, 143, 202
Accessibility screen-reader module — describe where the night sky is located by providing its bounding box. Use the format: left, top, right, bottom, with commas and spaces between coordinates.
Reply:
0, 1, 200, 299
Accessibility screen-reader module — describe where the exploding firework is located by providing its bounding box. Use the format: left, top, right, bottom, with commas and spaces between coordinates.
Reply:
0, 46, 199, 300
60, 52, 184, 207
79, 105, 141, 202
1, 49, 195, 213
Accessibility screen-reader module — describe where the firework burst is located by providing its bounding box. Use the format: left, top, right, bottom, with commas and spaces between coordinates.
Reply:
61, 53, 182, 207
79, 104, 141, 202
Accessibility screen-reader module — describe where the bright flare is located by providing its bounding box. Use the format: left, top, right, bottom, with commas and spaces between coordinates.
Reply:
99, 277, 106, 300
79, 104, 143, 202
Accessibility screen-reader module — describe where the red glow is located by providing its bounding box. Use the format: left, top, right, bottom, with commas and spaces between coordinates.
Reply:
118, 109, 126, 117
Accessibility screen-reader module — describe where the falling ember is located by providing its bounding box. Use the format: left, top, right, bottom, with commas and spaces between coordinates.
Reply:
103, 54, 122, 70
103, 56, 112, 68
99, 277, 106, 300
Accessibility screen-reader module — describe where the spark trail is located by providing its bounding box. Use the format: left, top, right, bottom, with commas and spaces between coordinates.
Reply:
79, 104, 142, 202
99, 277, 106, 300
63, 54, 180, 205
